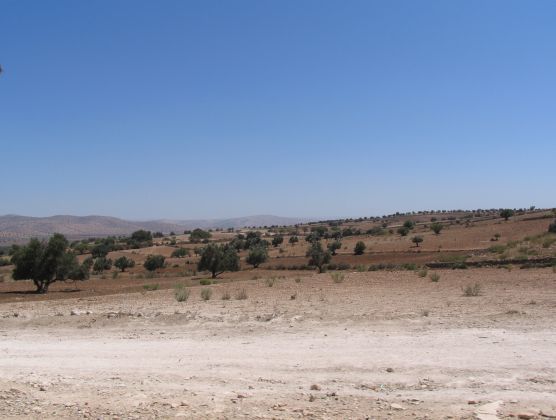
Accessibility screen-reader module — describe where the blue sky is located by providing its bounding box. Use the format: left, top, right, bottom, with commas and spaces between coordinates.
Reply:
1, 1, 555, 220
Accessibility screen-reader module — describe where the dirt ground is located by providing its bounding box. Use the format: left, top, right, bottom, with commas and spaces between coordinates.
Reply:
1, 268, 555, 419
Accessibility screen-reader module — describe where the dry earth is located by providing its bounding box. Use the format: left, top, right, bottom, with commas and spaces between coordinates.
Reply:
1, 268, 555, 419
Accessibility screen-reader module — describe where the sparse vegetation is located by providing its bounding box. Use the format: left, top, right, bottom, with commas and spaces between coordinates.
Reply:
418, 268, 428, 278
265, 277, 276, 287
235, 288, 248, 300
462, 283, 481, 297
200, 288, 212, 301
174, 284, 190, 302
143, 283, 160, 291
430, 272, 440, 282
331, 272, 345, 283
221, 290, 231, 300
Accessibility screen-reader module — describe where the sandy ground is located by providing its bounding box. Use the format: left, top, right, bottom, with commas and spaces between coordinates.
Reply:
0, 268, 555, 419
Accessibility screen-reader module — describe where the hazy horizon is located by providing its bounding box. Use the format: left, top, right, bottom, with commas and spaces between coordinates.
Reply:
1, 1, 555, 220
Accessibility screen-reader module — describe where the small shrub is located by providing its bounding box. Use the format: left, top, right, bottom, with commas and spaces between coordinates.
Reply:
143, 283, 160, 291
429, 272, 440, 282
290, 292, 297, 300
337, 263, 351, 270
488, 244, 507, 254
331, 272, 345, 283
417, 268, 428, 278
174, 284, 190, 302
235, 288, 248, 300
199, 279, 212, 285
200, 288, 212, 301
421, 309, 430, 317
112, 271, 118, 279
221, 290, 231, 300
356, 264, 366, 272
0, 258, 11, 267
265, 277, 276, 287
549, 220, 556, 234
294, 277, 301, 283
462, 283, 481, 297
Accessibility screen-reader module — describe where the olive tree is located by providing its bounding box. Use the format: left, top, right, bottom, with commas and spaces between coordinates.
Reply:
412, 235, 424, 247
354, 241, 366, 255
430, 222, 443, 235
197, 244, 240, 278
327, 240, 342, 256
11, 233, 90, 294
306, 241, 331, 273
246, 245, 268, 268
143, 255, 165, 272
500, 209, 515, 221
114, 256, 135, 272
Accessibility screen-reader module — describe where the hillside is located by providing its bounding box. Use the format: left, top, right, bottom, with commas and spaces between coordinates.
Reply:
0, 214, 309, 244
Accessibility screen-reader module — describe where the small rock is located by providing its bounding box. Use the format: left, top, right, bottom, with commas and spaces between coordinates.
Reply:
391, 403, 404, 410
310, 384, 321, 391
386, 368, 394, 373
518, 413, 536, 420
468, 400, 478, 405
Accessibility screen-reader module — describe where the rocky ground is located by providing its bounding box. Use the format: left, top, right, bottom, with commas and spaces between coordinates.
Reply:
0, 268, 555, 419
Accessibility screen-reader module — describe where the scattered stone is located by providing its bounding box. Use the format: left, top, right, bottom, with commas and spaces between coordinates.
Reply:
386, 368, 394, 373
310, 384, 321, 391
468, 400, 479, 405
390, 403, 404, 411
518, 413, 536, 420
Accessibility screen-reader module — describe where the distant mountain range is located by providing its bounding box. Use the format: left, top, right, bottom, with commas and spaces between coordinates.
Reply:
0, 214, 311, 244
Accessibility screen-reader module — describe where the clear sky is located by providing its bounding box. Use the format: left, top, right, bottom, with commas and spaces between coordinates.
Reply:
1, 1, 555, 220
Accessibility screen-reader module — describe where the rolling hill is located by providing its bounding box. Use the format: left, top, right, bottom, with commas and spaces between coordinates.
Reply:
0, 214, 310, 244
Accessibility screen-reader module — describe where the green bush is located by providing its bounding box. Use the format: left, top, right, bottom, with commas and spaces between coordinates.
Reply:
430, 222, 443, 235
417, 268, 428, 278
246, 245, 268, 268
429, 272, 440, 282
114, 256, 135, 272
144, 255, 165, 271
171, 248, 190, 258
199, 279, 212, 285
549, 221, 556, 234
354, 241, 366, 255
143, 283, 160, 291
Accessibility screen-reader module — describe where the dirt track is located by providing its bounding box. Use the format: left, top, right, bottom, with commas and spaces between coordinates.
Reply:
1, 268, 555, 419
